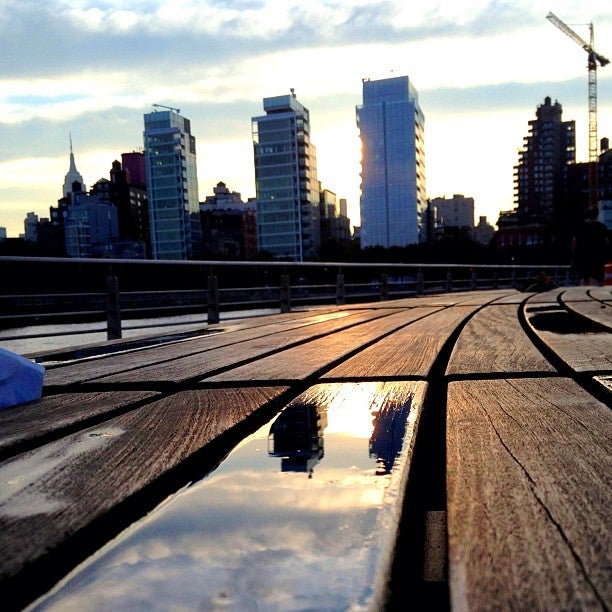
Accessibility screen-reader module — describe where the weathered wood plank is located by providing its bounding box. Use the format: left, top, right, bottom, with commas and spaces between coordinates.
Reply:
524, 288, 564, 304
447, 290, 519, 306
42, 309, 360, 386
524, 305, 612, 373
0, 386, 289, 604
20, 308, 338, 362
88, 308, 407, 385
322, 305, 479, 379
206, 308, 441, 382
593, 374, 612, 395
559, 289, 612, 332
338, 290, 516, 310
446, 304, 556, 375
0, 391, 159, 459
589, 287, 612, 303
485, 291, 525, 304
447, 378, 612, 611
560, 286, 601, 302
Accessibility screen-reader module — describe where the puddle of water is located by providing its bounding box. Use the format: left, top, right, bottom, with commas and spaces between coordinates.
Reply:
30, 382, 421, 612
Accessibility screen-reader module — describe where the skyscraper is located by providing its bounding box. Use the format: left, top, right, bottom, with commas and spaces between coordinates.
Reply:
252, 91, 320, 261
356, 75, 426, 248
514, 96, 575, 228
63, 134, 85, 197
143, 106, 201, 260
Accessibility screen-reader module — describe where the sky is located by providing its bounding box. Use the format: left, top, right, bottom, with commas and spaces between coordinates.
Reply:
1, 0, 611, 239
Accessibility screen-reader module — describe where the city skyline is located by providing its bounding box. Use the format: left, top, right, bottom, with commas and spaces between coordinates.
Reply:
1, 1, 611, 238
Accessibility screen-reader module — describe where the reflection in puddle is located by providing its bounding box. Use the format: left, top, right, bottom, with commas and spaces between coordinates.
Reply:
369, 395, 412, 476
31, 382, 422, 612
268, 403, 326, 476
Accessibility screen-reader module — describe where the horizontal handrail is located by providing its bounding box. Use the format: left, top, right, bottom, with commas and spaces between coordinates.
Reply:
0, 257, 574, 346
0, 254, 571, 270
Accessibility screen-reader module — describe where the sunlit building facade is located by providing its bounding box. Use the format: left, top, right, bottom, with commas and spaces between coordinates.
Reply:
252, 91, 320, 261
430, 194, 475, 230
143, 108, 201, 260
356, 75, 426, 248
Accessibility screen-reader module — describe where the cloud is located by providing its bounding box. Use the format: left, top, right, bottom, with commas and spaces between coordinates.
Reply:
6, 0, 606, 80
0, 0, 610, 236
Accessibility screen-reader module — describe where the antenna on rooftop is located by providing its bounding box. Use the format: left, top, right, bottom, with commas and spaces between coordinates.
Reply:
152, 103, 181, 113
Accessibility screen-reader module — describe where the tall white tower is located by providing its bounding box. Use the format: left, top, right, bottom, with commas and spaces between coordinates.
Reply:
63, 134, 85, 197
356, 76, 426, 248
252, 91, 320, 261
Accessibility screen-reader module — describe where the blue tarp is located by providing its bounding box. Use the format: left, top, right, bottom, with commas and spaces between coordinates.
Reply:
0, 349, 45, 408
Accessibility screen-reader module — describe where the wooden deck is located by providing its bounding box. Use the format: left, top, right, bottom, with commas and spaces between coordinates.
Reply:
0, 287, 610, 611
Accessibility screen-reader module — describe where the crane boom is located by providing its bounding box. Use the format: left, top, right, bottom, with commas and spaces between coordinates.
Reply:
546, 11, 609, 210
546, 12, 609, 66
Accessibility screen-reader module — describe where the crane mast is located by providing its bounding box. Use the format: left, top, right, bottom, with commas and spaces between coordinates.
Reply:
546, 11, 609, 210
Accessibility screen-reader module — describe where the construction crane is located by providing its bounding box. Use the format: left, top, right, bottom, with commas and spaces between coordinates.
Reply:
546, 11, 609, 210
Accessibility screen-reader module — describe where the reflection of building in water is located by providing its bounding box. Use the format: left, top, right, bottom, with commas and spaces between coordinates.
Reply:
369, 395, 412, 475
268, 403, 327, 476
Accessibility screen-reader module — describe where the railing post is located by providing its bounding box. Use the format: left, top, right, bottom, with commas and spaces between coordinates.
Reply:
280, 273, 291, 313
380, 273, 389, 301
470, 269, 477, 290
207, 271, 220, 324
446, 269, 453, 292
106, 274, 122, 341
336, 269, 345, 305
416, 269, 424, 296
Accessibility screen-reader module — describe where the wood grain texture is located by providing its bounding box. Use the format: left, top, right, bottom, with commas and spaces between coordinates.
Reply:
589, 288, 612, 303
448, 290, 520, 306
0, 391, 159, 457
560, 296, 612, 332
524, 307, 612, 373
525, 288, 565, 304
4, 289, 610, 611
92, 308, 406, 384
485, 292, 525, 304
561, 287, 603, 302
207, 308, 440, 382
43, 310, 359, 386
447, 378, 612, 611
0, 386, 287, 586
446, 304, 556, 375
323, 306, 479, 379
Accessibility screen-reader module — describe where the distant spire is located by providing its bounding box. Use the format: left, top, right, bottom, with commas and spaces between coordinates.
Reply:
63, 133, 85, 197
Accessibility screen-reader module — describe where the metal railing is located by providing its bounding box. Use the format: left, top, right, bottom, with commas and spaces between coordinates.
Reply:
0, 256, 574, 344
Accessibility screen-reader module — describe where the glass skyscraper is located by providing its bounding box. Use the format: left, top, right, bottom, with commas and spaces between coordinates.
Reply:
252, 91, 320, 261
143, 107, 201, 260
356, 76, 426, 248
